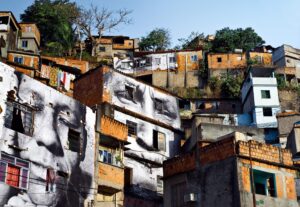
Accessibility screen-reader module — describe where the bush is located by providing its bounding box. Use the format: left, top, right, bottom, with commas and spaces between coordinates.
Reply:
208, 76, 221, 91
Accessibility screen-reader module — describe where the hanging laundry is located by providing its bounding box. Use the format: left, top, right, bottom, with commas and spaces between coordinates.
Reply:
64, 73, 71, 91
49, 67, 58, 87
41, 65, 51, 79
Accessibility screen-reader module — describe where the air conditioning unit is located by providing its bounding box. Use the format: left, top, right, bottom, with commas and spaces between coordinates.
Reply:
184, 193, 198, 203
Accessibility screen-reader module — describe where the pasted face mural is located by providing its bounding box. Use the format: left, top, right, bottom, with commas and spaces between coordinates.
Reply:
103, 70, 181, 130
0, 63, 95, 207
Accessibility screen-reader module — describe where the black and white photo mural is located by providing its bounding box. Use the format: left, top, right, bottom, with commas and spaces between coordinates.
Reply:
103, 70, 181, 130
0, 63, 96, 207
103, 70, 182, 192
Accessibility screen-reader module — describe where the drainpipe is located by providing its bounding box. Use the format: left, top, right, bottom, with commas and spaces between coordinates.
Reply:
249, 142, 256, 207
166, 54, 169, 88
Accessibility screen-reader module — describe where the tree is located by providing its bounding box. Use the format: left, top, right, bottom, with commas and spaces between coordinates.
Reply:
139, 28, 171, 51
21, 0, 80, 55
177, 32, 204, 50
76, 4, 132, 56
211, 27, 265, 53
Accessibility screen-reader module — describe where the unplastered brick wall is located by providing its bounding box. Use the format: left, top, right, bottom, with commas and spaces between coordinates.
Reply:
199, 136, 236, 165
163, 151, 196, 178
237, 140, 293, 166
239, 159, 297, 200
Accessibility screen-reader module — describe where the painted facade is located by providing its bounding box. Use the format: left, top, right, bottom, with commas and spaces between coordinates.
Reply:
240, 67, 280, 129
114, 50, 202, 74
0, 12, 20, 59
18, 23, 40, 54
0, 62, 96, 207
74, 67, 182, 205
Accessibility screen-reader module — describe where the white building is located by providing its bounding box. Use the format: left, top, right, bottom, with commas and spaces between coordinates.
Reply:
74, 67, 182, 206
239, 67, 280, 142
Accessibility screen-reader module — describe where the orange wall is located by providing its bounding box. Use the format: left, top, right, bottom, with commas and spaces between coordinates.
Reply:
240, 159, 297, 200
249, 52, 272, 66
208, 53, 247, 69
19, 23, 41, 46
101, 115, 128, 142
177, 50, 203, 71
8, 52, 39, 69
42, 56, 89, 73
98, 162, 124, 187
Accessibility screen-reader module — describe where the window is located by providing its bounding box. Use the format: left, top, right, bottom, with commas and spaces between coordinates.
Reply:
68, 129, 81, 153
98, 150, 121, 167
252, 169, 276, 197
146, 57, 152, 65
13, 56, 23, 64
22, 40, 28, 48
154, 98, 163, 113
217, 57, 222, 62
99, 46, 105, 52
191, 55, 198, 62
153, 130, 166, 151
125, 85, 134, 100
169, 57, 176, 63
0, 152, 30, 189
157, 175, 163, 194
263, 107, 272, 117
25, 26, 31, 32
127, 120, 137, 137
4, 101, 34, 136
121, 62, 131, 69
261, 90, 271, 99
155, 58, 161, 65
236, 56, 242, 61
46, 168, 55, 192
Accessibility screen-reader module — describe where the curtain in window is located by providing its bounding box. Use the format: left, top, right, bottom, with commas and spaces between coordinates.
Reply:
6, 165, 20, 188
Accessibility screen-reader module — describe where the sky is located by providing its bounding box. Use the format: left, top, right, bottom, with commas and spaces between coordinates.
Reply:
2, 0, 300, 48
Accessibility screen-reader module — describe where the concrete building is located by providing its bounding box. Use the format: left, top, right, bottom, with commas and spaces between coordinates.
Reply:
273, 44, 300, 68
74, 66, 182, 206
277, 112, 300, 148
207, 51, 272, 78
85, 35, 139, 63
0, 62, 96, 206
240, 67, 280, 142
163, 132, 298, 207
0, 11, 20, 59
18, 23, 40, 54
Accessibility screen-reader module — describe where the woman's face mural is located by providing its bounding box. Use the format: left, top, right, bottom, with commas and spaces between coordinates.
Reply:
105, 71, 181, 129
0, 67, 95, 207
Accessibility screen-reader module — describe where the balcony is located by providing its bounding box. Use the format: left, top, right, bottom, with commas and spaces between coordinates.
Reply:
98, 162, 124, 193
100, 115, 128, 142
113, 43, 134, 50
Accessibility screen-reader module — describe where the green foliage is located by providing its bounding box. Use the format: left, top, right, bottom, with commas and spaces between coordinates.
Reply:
275, 74, 287, 90
208, 76, 221, 91
198, 59, 208, 78
21, 0, 79, 54
220, 74, 244, 98
212, 27, 265, 52
42, 42, 64, 56
139, 28, 171, 51
177, 32, 212, 51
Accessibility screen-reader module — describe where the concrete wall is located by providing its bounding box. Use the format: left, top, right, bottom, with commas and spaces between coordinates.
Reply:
152, 70, 201, 88
278, 90, 300, 112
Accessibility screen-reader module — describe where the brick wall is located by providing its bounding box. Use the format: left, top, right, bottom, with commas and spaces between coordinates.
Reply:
73, 67, 104, 107
163, 151, 196, 178
101, 115, 128, 142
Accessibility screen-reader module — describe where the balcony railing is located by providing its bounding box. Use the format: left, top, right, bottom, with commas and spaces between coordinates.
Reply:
100, 115, 128, 142
98, 162, 124, 192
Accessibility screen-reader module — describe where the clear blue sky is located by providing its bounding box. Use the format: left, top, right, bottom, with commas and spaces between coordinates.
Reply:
2, 0, 300, 48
